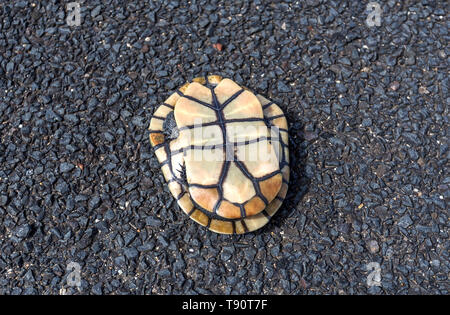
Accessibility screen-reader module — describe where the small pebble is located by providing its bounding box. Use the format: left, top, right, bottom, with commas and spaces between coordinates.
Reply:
389, 81, 400, 91
212, 43, 223, 51
368, 240, 379, 253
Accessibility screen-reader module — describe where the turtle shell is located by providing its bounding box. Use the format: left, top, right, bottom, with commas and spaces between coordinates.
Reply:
149, 75, 289, 234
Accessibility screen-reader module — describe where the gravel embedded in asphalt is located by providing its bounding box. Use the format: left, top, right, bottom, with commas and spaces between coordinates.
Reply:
0, 0, 448, 295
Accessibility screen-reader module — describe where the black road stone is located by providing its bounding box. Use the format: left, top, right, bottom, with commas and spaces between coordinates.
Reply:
0, 0, 448, 295
14, 224, 32, 239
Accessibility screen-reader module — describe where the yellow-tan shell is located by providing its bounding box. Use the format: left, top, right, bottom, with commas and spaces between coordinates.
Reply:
149, 75, 289, 234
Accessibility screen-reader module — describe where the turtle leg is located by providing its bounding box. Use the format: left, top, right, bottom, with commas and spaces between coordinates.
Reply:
149, 93, 177, 148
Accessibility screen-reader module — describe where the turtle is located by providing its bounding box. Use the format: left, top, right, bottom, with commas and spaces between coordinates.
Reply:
149, 75, 289, 234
